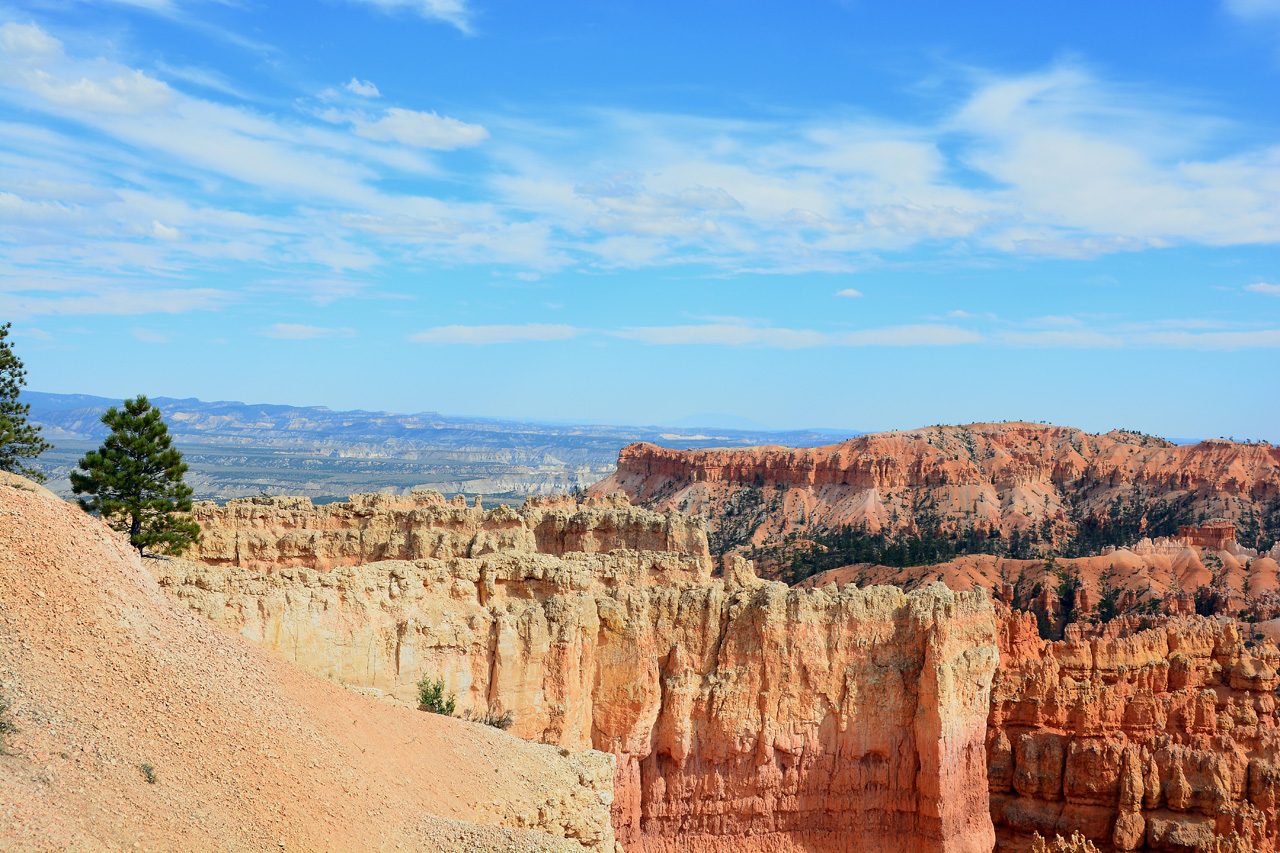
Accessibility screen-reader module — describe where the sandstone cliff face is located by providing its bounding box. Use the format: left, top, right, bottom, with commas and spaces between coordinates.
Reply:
988, 611, 1280, 853
591, 425, 1280, 560
189, 491, 710, 572
156, 523, 999, 853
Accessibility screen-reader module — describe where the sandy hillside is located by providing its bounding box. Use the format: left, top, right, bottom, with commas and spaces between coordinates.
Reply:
0, 475, 616, 853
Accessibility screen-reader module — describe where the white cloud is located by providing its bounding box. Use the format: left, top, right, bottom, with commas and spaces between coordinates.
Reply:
151, 220, 180, 240
1245, 282, 1280, 295
613, 323, 982, 348
4, 17, 1280, 321
343, 0, 474, 33
0, 22, 62, 61
354, 108, 488, 149
131, 328, 170, 343
1, 287, 230, 318
25, 67, 176, 115
947, 310, 973, 318
835, 288, 863, 298
345, 78, 381, 98
263, 323, 356, 340
410, 323, 580, 344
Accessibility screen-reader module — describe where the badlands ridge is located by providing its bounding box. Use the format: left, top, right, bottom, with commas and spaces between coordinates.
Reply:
2, 422, 1279, 853
592, 423, 1279, 560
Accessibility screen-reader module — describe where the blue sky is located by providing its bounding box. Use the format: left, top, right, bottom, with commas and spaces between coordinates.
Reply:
1, 0, 1278, 438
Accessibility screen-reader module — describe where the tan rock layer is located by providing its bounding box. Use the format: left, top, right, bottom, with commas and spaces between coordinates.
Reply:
152, 547, 1000, 853
188, 491, 711, 572
989, 610, 1280, 853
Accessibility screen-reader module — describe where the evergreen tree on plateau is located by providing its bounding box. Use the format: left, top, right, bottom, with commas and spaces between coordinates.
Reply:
70, 395, 201, 556
0, 322, 53, 482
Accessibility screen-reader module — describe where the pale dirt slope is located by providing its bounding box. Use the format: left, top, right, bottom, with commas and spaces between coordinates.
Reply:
0, 477, 615, 853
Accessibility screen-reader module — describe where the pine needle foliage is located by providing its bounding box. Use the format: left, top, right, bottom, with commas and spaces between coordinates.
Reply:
70, 395, 201, 556
0, 322, 53, 482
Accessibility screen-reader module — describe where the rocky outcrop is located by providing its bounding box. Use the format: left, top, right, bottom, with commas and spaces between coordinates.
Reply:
988, 611, 1280, 853
592, 425, 1280, 562
189, 491, 710, 572
154, 538, 999, 853
1179, 522, 1239, 552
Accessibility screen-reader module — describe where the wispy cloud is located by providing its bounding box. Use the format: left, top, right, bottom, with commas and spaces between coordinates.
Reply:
410, 323, 581, 343
1222, 0, 1280, 19
4, 18, 1280, 323
1, 281, 231, 318
1245, 281, 1280, 295
835, 288, 863, 297
345, 78, 381, 98
343, 0, 474, 33
263, 323, 356, 339
613, 323, 983, 348
352, 108, 488, 149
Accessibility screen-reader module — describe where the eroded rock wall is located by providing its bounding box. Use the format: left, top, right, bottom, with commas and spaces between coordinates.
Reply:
189, 491, 710, 572
153, 548, 999, 853
591, 425, 1280, 557
988, 611, 1280, 853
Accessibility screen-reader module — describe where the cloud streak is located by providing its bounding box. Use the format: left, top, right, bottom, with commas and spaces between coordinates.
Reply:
263, 323, 356, 340
410, 323, 581, 344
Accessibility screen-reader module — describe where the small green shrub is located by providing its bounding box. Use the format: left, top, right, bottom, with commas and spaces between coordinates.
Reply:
417, 676, 456, 716
139, 763, 158, 784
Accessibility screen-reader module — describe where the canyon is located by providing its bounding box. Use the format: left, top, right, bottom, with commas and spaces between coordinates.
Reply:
8, 424, 1280, 853
152, 480, 1280, 853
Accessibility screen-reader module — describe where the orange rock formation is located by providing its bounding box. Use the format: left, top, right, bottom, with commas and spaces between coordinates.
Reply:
591, 425, 1280, 560
988, 611, 1280, 853
166, 493, 1000, 853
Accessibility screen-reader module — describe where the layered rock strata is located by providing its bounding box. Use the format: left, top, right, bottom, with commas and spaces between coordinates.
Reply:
591, 425, 1280, 557
161, 497, 1000, 853
189, 491, 710, 572
988, 611, 1280, 853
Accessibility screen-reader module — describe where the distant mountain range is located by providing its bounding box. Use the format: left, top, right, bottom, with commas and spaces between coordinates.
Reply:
21, 391, 861, 503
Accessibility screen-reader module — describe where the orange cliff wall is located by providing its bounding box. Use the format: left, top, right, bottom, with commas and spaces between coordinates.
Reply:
988, 611, 1280, 853
591, 425, 1280, 551
159, 498, 999, 853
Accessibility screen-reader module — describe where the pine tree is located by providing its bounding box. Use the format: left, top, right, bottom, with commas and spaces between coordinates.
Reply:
0, 322, 53, 482
70, 395, 201, 555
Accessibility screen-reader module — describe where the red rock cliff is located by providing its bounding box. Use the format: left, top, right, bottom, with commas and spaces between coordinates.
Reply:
591, 425, 1280, 561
